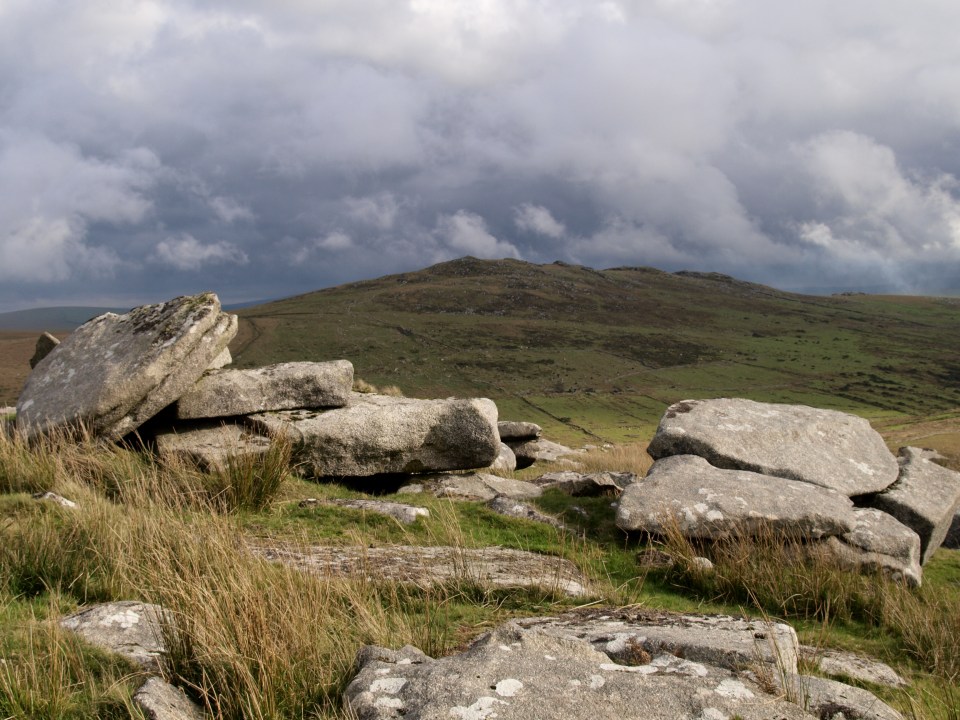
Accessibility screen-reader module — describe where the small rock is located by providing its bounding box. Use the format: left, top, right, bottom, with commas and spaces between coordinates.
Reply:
29, 331, 60, 369
327, 498, 430, 525
488, 442, 517, 474
780, 673, 904, 720
60, 601, 169, 672
498, 421, 542, 441
413, 473, 542, 501
32, 491, 77, 508
487, 497, 566, 529
536, 471, 635, 496
508, 438, 577, 468
134, 677, 207, 720
798, 645, 908, 689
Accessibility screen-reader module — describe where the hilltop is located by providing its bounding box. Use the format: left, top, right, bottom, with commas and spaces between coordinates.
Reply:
229, 257, 960, 447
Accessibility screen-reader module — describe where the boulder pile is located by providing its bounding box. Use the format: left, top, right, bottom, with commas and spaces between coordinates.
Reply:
14, 293, 523, 483
617, 398, 960, 586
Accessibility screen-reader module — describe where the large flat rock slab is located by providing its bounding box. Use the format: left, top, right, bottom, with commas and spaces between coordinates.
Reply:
647, 398, 898, 496
60, 601, 169, 672
175, 360, 353, 419
871, 447, 960, 563
249, 394, 499, 478
345, 621, 817, 720
16, 293, 236, 440
401, 472, 542, 501
249, 543, 588, 597
616, 454, 856, 539
134, 677, 208, 720
517, 607, 800, 674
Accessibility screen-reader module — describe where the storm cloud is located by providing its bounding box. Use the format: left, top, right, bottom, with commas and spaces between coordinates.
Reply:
2, 0, 959, 311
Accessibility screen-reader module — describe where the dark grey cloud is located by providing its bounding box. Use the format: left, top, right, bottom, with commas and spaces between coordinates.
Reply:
2, 0, 959, 312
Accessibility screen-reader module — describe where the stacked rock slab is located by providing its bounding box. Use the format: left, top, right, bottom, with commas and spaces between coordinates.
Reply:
16, 293, 236, 441
646, 398, 898, 496
824, 508, 922, 587
175, 360, 353, 419
155, 423, 274, 473
616, 454, 857, 539
871, 447, 960, 563
249, 394, 500, 478
499, 420, 542, 469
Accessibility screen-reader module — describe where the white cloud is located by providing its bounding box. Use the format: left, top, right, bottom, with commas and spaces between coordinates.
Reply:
514, 203, 565, 238
436, 210, 520, 259
153, 234, 248, 270
315, 231, 352, 251
343, 193, 401, 230
209, 196, 255, 223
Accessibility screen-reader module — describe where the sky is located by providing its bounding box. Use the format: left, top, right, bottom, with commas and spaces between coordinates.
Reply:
2, 0, 960, 312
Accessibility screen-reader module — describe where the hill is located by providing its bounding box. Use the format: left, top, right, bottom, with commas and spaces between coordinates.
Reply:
0, 306, 128, 331
230, 257, 960, 448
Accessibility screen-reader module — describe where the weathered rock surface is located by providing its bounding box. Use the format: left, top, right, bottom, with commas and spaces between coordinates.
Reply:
823, 508, 922, 586
345, 621, 816, 720
498, 421, 542, 441
406, 472, 542, 501
249, 394, 499, 478
29, 331, 60, 368
871, 447, 960, 563
647, 398, 898, 496
798, 645, 908, 689
134, 677, 207, 720
208, 347, 232, 369
155, 422, 272, 473
250, 543, 588, 597
780, 674, 904, 720
17, 293, 237, 440
175, 360, 353, 420
536, 470, 635, 496
508, 437, 578, 468
488, 442, 517, 474
60, 601, 169, 672
487, 497, 567, 529
323, 498, 430, 525
518, 608, 800, 674
616, 454, 857, 539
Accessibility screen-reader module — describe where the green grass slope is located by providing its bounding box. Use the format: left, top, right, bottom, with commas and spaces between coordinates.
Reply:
231, 257, 960, 446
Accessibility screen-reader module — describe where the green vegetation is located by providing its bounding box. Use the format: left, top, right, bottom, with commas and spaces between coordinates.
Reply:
231, 258, 960, 449
1, 429, 959, 718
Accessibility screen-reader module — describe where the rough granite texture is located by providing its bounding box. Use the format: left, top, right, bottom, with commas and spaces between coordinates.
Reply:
535, 471, 635, 496
824, 508, 922, 586
16, 293, 236, 440
248, 394, 499, 478
250, 543, 588, 597
780, 674, 904, 720
154, 422, 273, 473
798, 645, 908, 689
871, 447, 960, 563
175, 360, 353, 419
647, 398, 898, 496
406, 472, 543, 501
489, 442, 518, 474
497, 421, 542, 440
134, 677, 207, 720
616, 454, 856, 539
60, 601, 169, 673
345, 621, 817, 720
507, 438, 578, 469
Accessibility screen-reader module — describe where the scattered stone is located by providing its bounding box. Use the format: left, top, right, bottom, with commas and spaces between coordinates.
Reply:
780, 673, 904, 720
823, 508, 922, 587
17, 293, 237, 441
409, 472, 543, 501
871, 447, 960, 563
508, 437, 578, 468
345, 621, 815, 720
647, 398, 898, 496
498, 421, 542, 441
691, 556, 714, 572
249, 394, 499, 478
32, 491, 77, 508
488, 442, 517, 474
175, 360, 353, 420
635, 548, 675, 569
60, 601, 169, 672
324, 498, 430, 525
250, 543, 588, 597
487, 497, 566, 530
616, 455, 856, 539
134, 677, 207, 720
798, 645, 908, 689
518, 607, 800, 674
29, 331, 60, 369
536, 470, 635, 496
155, 422, 273, 473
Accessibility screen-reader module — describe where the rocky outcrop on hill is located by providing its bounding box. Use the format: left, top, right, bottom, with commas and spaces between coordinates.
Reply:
17, 293, 237, 440
622, 399, 949, 585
